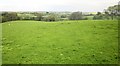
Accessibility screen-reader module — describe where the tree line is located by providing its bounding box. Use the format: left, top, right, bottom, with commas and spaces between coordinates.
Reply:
93, 4, 119, 20
0, 4, 119, 23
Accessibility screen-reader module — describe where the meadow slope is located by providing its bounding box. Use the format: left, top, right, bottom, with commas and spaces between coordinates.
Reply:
2, 20, 118, 64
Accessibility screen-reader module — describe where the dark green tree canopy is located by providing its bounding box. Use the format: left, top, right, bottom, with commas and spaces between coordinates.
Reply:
69, 12, 83, 20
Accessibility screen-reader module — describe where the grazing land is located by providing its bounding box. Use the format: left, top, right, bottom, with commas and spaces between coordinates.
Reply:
2, 20, 118, 64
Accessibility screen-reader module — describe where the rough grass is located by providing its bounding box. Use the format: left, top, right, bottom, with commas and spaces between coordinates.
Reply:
2, 20, 118, 64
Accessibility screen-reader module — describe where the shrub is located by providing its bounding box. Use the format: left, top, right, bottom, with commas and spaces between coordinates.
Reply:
42, 15, 56, 22
2, 16, 8, 22
69, 12, 83, 20
1, 12, 19, 22
93, 12, 104, 20
34, 13, 43, 21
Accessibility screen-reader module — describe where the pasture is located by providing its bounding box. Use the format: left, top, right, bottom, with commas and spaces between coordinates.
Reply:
2, 20, 118, 64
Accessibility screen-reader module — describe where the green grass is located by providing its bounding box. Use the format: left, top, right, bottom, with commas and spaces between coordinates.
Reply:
2, 20, 118, 64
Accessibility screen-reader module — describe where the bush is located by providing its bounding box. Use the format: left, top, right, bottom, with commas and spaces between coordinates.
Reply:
93, 15, 103, 20
2, 16, 8, 22
1, 12, 19, 22
82, 17, 88, 20
34, 13, 43, 21
69, 12, 83, 20
0, 17, 1, 23
93, 12, 104, 20
34, 16, 43, 21
61, 15, 67, 18
42, 15, 56, 22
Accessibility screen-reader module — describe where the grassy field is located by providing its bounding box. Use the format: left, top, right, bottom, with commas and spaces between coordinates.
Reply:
2, 20, 118, 64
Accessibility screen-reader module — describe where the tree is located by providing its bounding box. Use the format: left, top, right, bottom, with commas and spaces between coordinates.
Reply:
96, 12, 102, 15
2, 16, 8, 22
0, 16, 2, 23
104, 10, 110, 20
106, 4, 120, 20
1, 12, 19, 22
9, 12, 18, 20
69, 12, 83, 20
42, 15, 56, 22
34, 13, 43, 21
93, 12, 104, 20
61, 15, 67, 18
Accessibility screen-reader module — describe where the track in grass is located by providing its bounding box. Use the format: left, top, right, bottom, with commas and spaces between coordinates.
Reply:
2, 20, 118, 64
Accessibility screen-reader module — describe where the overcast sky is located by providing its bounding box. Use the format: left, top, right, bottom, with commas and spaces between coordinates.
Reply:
0, 0, 119, 12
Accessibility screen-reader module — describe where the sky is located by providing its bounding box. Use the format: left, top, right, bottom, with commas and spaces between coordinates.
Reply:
0, 0, 119, 12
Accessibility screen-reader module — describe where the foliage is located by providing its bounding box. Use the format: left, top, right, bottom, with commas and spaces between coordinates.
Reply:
0, 16, 2, 23
1, 12, 19, 22
69, 12, 83, 20
42, 15, 56, 22
105, 4, 120, 20
18, 13, 35, 20
34, 13, 43, 21
107, 5, 120, 16
93, 12, 104, 20
61, 15, 67, 18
